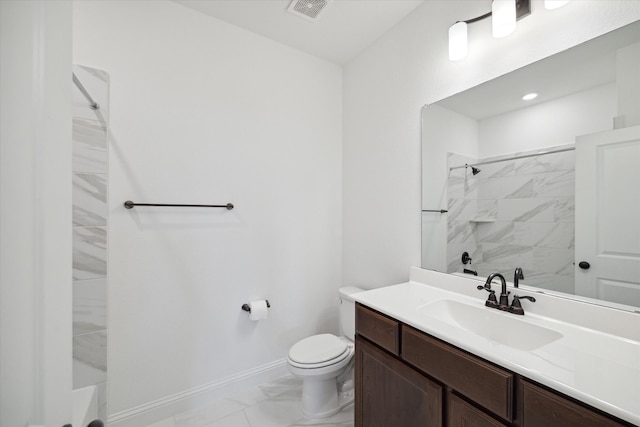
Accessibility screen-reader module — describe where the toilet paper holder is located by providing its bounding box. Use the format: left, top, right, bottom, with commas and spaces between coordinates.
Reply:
241, 300, 271, 312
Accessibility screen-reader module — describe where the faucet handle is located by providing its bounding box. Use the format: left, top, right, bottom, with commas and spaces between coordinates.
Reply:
509, 295, 536, 315
477, 285, 498, 307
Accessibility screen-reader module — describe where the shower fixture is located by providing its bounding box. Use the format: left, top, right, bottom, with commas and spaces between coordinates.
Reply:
471, 166, 481, 175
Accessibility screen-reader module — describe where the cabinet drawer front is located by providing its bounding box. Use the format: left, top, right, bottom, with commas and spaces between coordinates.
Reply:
448, 392, 507, 427
522, 380, 627, 427
356, 304, 400, 355
402, 326, 513, 421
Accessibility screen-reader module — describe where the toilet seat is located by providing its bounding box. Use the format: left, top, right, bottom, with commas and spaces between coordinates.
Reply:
288, 334, 351, 369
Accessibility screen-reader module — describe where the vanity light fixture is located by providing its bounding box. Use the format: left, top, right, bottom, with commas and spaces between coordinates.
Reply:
492, 0, 517, 39
448, 0, 532, 61
522, 92, 538, 100
544, 0, 569, 10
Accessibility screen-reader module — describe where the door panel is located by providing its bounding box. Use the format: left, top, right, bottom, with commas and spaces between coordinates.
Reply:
575, 126, 640, 306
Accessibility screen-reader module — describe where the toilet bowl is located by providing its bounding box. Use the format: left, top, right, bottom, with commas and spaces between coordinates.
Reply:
287, 287, 363, 419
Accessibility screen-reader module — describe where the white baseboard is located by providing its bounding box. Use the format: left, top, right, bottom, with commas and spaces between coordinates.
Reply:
107, 358, 288, 427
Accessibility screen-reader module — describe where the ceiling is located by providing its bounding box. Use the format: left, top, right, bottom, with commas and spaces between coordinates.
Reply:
173, 0, 425, 65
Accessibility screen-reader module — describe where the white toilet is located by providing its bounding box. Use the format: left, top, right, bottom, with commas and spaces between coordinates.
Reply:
287, 286, 363, 419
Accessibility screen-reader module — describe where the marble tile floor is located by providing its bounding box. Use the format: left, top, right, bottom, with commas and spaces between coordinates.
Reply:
144, 375, 354, 427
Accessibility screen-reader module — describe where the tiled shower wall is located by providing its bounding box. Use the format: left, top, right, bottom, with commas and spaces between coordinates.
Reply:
447, 148, 575, 294
72, 64, 109, 420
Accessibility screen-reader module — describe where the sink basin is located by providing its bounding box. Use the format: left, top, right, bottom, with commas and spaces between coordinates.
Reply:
418, 299, 563, 351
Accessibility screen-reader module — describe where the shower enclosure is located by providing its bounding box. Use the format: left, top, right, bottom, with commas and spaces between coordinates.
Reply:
72, 64, 110, 423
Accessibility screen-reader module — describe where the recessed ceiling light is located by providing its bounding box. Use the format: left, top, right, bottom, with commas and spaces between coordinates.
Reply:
522, 93, 538, 101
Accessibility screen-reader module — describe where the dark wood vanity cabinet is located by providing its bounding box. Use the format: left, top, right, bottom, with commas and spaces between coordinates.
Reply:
355, 303, 632, 427
356, 336, 442, 426
520, 380, 626, 427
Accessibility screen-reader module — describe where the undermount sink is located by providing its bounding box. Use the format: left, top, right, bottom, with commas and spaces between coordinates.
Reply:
418, 299, 563, 351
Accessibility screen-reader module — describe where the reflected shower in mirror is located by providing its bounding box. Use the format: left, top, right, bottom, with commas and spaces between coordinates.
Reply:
421, 20, 640, 311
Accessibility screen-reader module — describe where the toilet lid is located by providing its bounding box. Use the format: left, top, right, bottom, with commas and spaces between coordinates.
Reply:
288, 334, 348, 365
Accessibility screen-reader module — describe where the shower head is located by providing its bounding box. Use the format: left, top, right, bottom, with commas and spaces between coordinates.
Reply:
471, 166, 481, 175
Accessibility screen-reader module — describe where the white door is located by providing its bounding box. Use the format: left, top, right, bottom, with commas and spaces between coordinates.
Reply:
575, 125, 640, 307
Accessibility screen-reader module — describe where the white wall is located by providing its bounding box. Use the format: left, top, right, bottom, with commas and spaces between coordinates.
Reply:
421, 105, 478, 271
479, 83, 617, 157
73, 0, 342, 420
343, 0, 640, 287
0, 1, 73, 426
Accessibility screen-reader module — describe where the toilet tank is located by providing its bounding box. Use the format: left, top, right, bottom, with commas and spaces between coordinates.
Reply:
338, 286, 364, 340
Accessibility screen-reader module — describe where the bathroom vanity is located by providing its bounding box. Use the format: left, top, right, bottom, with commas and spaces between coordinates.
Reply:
353, 268, 640, 427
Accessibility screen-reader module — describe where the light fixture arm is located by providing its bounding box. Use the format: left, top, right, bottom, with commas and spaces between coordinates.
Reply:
462, 11, 492, 25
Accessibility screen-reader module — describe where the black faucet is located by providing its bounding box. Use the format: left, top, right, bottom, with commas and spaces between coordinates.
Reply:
477, 272, 536, 315
477, 272, 509, 308
514, 267, 524, 288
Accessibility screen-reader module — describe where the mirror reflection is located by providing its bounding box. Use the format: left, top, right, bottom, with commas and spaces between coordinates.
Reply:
422, 21, 640, 310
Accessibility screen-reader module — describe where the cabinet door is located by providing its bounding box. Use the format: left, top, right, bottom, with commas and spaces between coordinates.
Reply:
521, 380, 628, 427
448, 392, 507, 427
355, 335, 442, 427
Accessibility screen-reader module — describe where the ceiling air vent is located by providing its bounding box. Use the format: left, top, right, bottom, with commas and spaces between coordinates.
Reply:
287, 0, 331, 22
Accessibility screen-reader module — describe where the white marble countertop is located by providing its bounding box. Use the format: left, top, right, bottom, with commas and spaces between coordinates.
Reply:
353, 268, 640, 425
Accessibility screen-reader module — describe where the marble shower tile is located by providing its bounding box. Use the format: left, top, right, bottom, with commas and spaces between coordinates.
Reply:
448, 175, 479, 200
73, 330, 107, 389
478, 175, 534, 200
447, 174, 466, 200
73, 118, 108, 174
73, 64, 110, 123
514, 222, 574, 249
477, 199, 497, 219
497, 199, 555, 222
73, 278, 107, 335
462, 175, 479, 200
476, 222, 515, 244
447, 198, 477, 222
448, 220, 475, 244
480, 160, 514, 178
533, 170, 575, 198
514, 150, 574, 174
481, 243, 534, 270
73, 173, 107, 226
73, 226, 107, 280
554, 197, 575, 222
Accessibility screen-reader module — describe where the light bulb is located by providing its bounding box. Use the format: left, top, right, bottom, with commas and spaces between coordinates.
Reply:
522, 93, 538, 101
449, 21, 468, 61
492, 0, 516, 39
545, 0, 569, 10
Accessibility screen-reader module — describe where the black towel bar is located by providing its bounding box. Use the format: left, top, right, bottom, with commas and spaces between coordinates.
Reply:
124, 200, 234, 210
